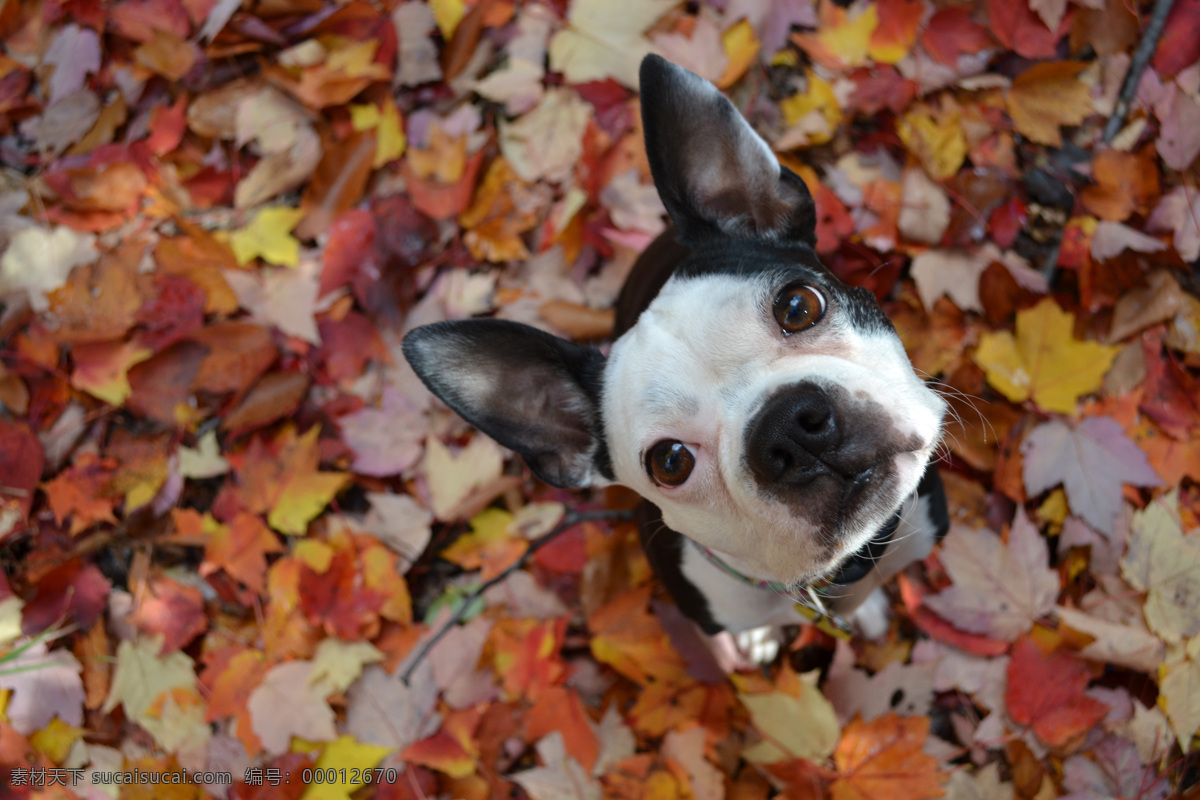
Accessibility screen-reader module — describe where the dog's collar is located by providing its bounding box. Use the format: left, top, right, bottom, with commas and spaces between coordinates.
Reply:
691, 513, 901, 640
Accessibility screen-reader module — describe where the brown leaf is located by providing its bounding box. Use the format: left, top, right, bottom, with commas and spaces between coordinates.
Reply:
1080, 148, 1160, 222
539, 301, 615, 340
296, 129, 377, 240
221, 370, 311, 433
1006, 61, 1092, 147
191, 321, 278, 395
126, 341, 209, 426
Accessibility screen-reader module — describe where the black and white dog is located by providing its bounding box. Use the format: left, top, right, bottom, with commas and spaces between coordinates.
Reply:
404, 56, 948, 661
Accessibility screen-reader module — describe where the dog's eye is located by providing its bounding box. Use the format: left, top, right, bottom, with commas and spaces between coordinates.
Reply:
773, 284, 825, 334
645, 440, 695, 487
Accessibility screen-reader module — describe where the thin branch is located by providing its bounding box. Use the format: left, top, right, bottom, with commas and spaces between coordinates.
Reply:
399, 506, 637, 685
1102, 0, 1176, 144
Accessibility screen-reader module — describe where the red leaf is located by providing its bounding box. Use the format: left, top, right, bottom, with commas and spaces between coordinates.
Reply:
0, 420, 42, 528
1152, 0, 1200, 77
988, 0, 1071, 58
129, 574, 208, 653
920, 8, 993, 66
1005, 637, 1107, 748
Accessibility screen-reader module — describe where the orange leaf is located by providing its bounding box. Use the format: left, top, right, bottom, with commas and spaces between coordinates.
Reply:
235, 425, 348, 536
129, 575, 207, 654
203, 512, 284, 594
831, 714, 945, 800
1006, 61, 1092, 147
490, 617, 568, 703
1080, 148, 1160, 221
525, 686, 599, 772
42, 452, 118, 536
402, 706, 482, 778
203, 647, 267, 723
1005, 637, 1108, 748
588, 585, 689, 686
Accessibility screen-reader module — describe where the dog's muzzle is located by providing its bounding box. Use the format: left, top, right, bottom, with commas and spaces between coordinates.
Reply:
745, 382, 874, 492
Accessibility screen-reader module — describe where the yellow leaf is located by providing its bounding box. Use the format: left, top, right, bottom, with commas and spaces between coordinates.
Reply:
793, 4, 877, 70
238, 426, 348, 536
1122, 493, 1200, 644
718, 19, 760, 88
308, 639, 384, 695
548, 0, 677, 88
897, 106, 967, 180
301, 735, 393, 800
778, 72, 842, 147
324, 38, 384, 79
421, 434, 505, 520
351, 101, 407, 168
429, 0, 465, 38
441, 507, 529, 581
294, 539, 333, 571
70, 339, 152, 406
1160, 645, 1200, 752
0, 597, 22, 648
740, 667, 840, 763
30, 717, 83, 764
229, 207, 305, 267
1007, 61, 1094, 147
973, 298, 1118, 414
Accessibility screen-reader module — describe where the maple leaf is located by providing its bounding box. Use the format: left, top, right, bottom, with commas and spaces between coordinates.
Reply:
0, 641, 85, 735
421, 434, 505, 520
829, 713, 945, 800
1005, 638, 1107, 748
235, 425, 348, 536
229, 207, 306, 267
247, 660, 337, 755
500, 88, 591, 184
547, 0, 677, 88
923, 511, 1058, 641
129, 574, 207, 654
224, 260, 322, 344
512, 732, 602, 800
740, 664, 840, 764
973, 297, 1119, 414
1160, 638, 1200, 751
402, 705, 481, 778
0, 226, 97, 312
1006, 61, 1093, 147
1121, 492, 1200, 644
103, 636, 202, 747
1021, 416, 1160, 536
441, 508, 529, 582
202, 512, 283, 594
302, 735, 393, 800
42, 452, 118, 536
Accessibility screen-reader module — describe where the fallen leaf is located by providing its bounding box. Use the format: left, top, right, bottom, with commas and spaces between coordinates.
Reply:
1021, 416, 1160, 536
1006, 61, 1093, 147
512, 731, 602, 800
1005, 637, 1107, 748
547, 0, 677, 88
0, 641, 85, 735
829, 713, 945, 800
923, 510, 1058, 640
247, 660, 337, 755
229, 207, 306, 267
740, 666, 840, 764
235, 425, 349, 536
0, 226, 98, 313
973, 298, 1119, 414
1121, 492, 1200, 644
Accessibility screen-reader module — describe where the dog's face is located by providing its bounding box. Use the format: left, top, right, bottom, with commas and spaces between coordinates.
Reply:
403, 56, 945, 588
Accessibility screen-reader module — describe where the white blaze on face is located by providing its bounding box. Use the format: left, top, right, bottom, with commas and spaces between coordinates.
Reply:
603, 271, 945, 585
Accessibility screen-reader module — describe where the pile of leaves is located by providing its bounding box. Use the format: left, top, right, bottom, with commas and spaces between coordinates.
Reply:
1, 0, 1200, 796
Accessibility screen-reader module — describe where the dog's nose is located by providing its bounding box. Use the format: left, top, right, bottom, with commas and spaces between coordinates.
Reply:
746, 383, 839, 484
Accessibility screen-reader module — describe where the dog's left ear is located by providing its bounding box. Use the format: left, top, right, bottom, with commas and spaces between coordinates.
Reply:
639, 54, 817, 248
402, 319, 607, 489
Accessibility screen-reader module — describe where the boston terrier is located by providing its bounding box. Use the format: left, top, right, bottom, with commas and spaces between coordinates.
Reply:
403, 55, 949, 661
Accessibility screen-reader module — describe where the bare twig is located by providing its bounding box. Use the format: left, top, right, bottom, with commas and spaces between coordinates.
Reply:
1102, 0, 1177, 144
399, 506, 637, 685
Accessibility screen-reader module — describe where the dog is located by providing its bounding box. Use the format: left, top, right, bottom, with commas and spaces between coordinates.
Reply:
403, 55, 948, 661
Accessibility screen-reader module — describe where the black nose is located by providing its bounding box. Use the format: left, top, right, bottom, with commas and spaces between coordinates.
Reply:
746, 383, 840, 484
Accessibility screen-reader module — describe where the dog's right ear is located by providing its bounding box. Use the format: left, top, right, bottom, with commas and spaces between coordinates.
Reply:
402, 319, 608, 489
639, 54, 817, 248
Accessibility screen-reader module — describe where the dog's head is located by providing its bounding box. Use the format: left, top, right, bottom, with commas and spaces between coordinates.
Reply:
403, 56, 945, 588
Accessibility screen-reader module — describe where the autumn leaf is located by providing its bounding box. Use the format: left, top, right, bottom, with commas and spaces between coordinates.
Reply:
1005, 637, 1107, 748
235, 425, 348, 536
229, 206, 306, 267
1006, 61, 1093, 147
830, 713, 945, 800
740, 664, 840, 764
1021, 416, 1161, 536
1121, 492, 1200, 644
974, 298, 1119, 414
923, 510, 1058, 641
441, 508, 529, 582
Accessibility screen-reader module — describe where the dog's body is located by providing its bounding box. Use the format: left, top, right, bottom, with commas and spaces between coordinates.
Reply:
404, 56, 948, 655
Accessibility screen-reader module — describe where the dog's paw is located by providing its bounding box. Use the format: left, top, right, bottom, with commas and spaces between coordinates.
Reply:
735, 625, 782, 664
849, 587, 891, 640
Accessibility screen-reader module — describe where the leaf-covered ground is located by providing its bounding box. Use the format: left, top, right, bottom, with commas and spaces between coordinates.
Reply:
1, 0, 1199, 798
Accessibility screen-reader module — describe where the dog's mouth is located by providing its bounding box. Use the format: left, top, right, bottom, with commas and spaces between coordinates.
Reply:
818, 512, 900, 586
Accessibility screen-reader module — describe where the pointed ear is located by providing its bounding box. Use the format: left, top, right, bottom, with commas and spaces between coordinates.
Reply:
402, 320, 608, 489
639, 54, 817, 247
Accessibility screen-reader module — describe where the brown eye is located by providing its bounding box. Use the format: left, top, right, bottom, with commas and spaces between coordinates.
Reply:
645, 440, 695, 487
773, 284, 825, 334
